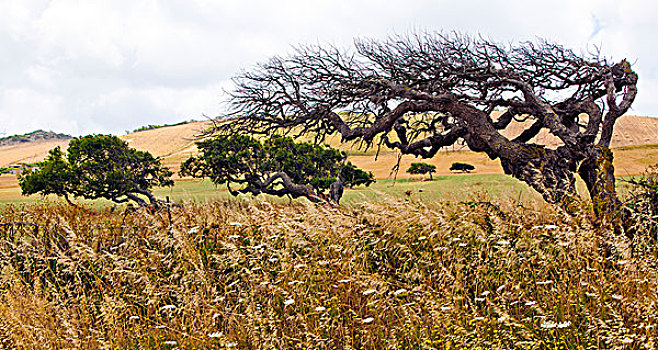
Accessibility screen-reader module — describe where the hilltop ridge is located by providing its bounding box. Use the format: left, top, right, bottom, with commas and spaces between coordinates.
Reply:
0, 129, 71, 147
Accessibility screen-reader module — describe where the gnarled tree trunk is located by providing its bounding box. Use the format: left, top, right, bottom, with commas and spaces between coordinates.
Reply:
500, 145, 580, 211
219, 33, 638, 229
578, 146, 619, 223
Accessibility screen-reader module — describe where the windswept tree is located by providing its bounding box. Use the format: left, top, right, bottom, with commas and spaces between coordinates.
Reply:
19, 135, 173, 207
218, 32, 637, 224
18, 147, 77, 204
450, 162, 475, 173
180, 135, 373, 203
407, 162, 436, 180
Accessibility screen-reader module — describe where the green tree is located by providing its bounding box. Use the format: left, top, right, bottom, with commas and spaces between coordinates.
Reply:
18, 147, 77, 204
180, 135, 373, 203
407, 162, 436, 180
450, 162, 475, 173
19, 135, 173, 207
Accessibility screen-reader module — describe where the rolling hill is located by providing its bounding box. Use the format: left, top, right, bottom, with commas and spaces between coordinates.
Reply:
2, 115, 658, 184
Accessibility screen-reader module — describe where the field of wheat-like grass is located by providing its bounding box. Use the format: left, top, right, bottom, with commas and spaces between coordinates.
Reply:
0, 196, 656, 349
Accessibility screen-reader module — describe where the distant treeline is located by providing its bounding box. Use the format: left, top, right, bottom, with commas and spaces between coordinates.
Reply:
131, 120, 196, 133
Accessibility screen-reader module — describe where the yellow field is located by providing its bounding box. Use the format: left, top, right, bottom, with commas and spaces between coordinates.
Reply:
2, 116, 658, 203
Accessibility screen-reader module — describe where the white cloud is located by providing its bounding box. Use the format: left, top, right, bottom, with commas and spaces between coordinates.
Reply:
0, 88, 77, 134
0, 0, 656, 136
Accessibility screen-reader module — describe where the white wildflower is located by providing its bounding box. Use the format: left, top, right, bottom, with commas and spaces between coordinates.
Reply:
227, 235, 240, 239
541, 320, 557, 329
226, 342, 238, 348
418, 236, 427, 241
536, 280, 553, 285
163, 340, 177, 346
188, 226, 199, 234
362, 317, 374, 324
544, 224, 558, 230
617, 260, 628, 265
557, 321, 571, 328
362, 289, 377, 296
621, 338, 634, 344
393, 288, 408, 296
294, 264, 306, 269
496, 284, 506, 293
474, 297, 485, 302
227, 280, 239, 288
283, 299, 295, 306
474, 317, 485, 321
337, 279, 351, 284
524, 301, 536, 306
497, 316, 508, 323
315, 306, 326, 312
160, 305, 177, 312
481, 291, 490, 297
497, 240, 510, 246
611, 294, 622, 300
229, 222, 243, 227
440, 306, 452, 312
128, 315, 140, 321
580, 282, 589, 286
458, 243, 467, 247
208, 332, 222, 338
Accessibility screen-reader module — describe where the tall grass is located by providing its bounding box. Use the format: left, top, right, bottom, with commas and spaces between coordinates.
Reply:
0, 196, 656, 349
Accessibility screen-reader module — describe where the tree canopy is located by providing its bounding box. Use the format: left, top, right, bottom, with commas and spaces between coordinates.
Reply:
450, 162, 475, 173
217, 32, 638, 223
19, 135, 173, 207
407, 162, 436, 180
180, 135, 373, 203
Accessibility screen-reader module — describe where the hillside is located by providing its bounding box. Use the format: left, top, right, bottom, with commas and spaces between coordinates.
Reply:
120, 121, 210, 172
2, 115, 658, 179
0, 121, 209, 170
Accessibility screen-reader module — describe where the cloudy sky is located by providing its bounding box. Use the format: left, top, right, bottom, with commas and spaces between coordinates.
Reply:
0, 0, 656, 136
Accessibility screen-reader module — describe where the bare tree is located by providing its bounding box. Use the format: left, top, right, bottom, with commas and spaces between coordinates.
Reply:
218, 32, 638, 224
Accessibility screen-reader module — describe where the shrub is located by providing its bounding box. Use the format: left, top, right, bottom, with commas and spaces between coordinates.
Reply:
407, 162, 436, 180
450, 162, 475, 173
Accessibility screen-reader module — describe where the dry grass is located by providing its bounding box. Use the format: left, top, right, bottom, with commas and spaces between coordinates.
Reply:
0, 196, 656, 349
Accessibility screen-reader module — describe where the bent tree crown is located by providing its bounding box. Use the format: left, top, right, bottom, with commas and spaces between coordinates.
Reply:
218, 32, 638, 219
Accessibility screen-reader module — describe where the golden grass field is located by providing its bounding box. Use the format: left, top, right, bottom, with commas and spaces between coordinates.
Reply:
0, 194, 655, 349
1, 118, 658, 349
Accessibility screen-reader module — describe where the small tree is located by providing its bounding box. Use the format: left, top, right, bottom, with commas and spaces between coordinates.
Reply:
18, 146, 77, 204
19, 135, 173, 207
450, 162, 475, 173
180, 135, 373, 203
407, 162, 436, 180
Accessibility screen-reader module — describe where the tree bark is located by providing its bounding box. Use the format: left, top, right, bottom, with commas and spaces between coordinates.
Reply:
329, 178, 344, 203
499, 144, 580, 212
578, 146, 619, 223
